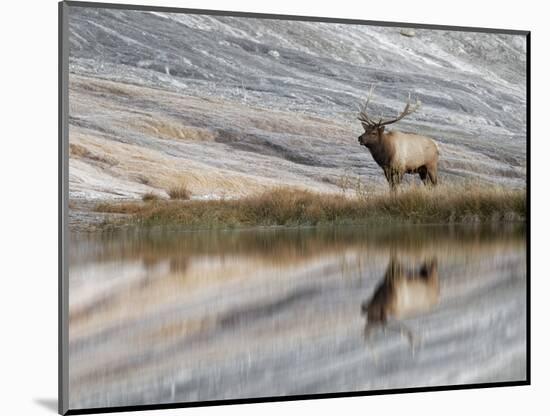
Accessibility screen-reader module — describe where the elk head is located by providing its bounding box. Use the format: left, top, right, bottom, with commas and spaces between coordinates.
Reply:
357, 86, 421, 148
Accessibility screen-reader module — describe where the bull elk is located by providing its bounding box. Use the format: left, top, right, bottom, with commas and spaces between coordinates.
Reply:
361, 256, 439, 349
357, 87, 439, 189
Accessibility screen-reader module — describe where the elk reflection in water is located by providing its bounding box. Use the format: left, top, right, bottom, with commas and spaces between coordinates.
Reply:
362, 256, 439, 349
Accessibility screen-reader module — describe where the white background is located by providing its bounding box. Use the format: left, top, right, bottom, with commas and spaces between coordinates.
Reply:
1, 0, 546, 414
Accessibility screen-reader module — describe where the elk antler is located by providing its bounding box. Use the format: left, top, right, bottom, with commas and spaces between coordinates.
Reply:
379, 93, 421, 127
357, 85, 378, 129
358, 89, 421, 130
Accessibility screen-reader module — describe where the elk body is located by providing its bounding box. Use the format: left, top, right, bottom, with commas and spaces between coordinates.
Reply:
357, 88, 439, 189
361, 257, 439, 345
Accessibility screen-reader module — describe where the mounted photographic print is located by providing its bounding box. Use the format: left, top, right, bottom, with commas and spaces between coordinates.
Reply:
59, 1, 530, 414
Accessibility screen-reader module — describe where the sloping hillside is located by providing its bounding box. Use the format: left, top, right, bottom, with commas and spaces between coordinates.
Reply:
67, 7, 527, 201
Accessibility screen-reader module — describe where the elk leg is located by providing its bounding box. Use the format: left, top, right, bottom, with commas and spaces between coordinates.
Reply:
393, 171, 403, 187
387, 169, 402, 190
383, 168, 397, 190
418, 166, 429, 185
384, 322, 420, 353
363, 324, 380, 363
427, 166, 438, 186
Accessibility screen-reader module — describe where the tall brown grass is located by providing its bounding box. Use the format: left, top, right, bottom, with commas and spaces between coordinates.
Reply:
167, 185, 191, 200
142, 192, 161, 202
95, 184, 526, 230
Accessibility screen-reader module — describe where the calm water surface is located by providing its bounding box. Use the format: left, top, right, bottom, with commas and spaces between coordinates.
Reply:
68, 224, 527, 409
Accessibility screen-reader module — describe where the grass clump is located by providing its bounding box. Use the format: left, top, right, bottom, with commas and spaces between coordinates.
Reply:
94, 183, 526, 231
167, 185, 191, 200
142, 192, 161, 202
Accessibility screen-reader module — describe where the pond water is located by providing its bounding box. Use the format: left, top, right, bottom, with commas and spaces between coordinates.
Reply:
68, 224, 527, 410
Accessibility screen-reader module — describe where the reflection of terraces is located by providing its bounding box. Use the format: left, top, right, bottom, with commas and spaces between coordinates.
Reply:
68, 225, 525, 341
68, 225, 527, 407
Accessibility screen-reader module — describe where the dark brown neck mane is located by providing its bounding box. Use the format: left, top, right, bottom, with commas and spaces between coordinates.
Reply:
367, 131, 394, 168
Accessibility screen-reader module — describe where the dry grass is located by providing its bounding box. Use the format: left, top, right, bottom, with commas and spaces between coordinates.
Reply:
95, 184, 526, 230
142, 192, 162, 202
167, 185, 191, 200
137, 119, 217, 142
69, 143, 118, 166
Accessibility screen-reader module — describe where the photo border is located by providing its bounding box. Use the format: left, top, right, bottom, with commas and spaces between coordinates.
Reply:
58, 1, 531, 414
